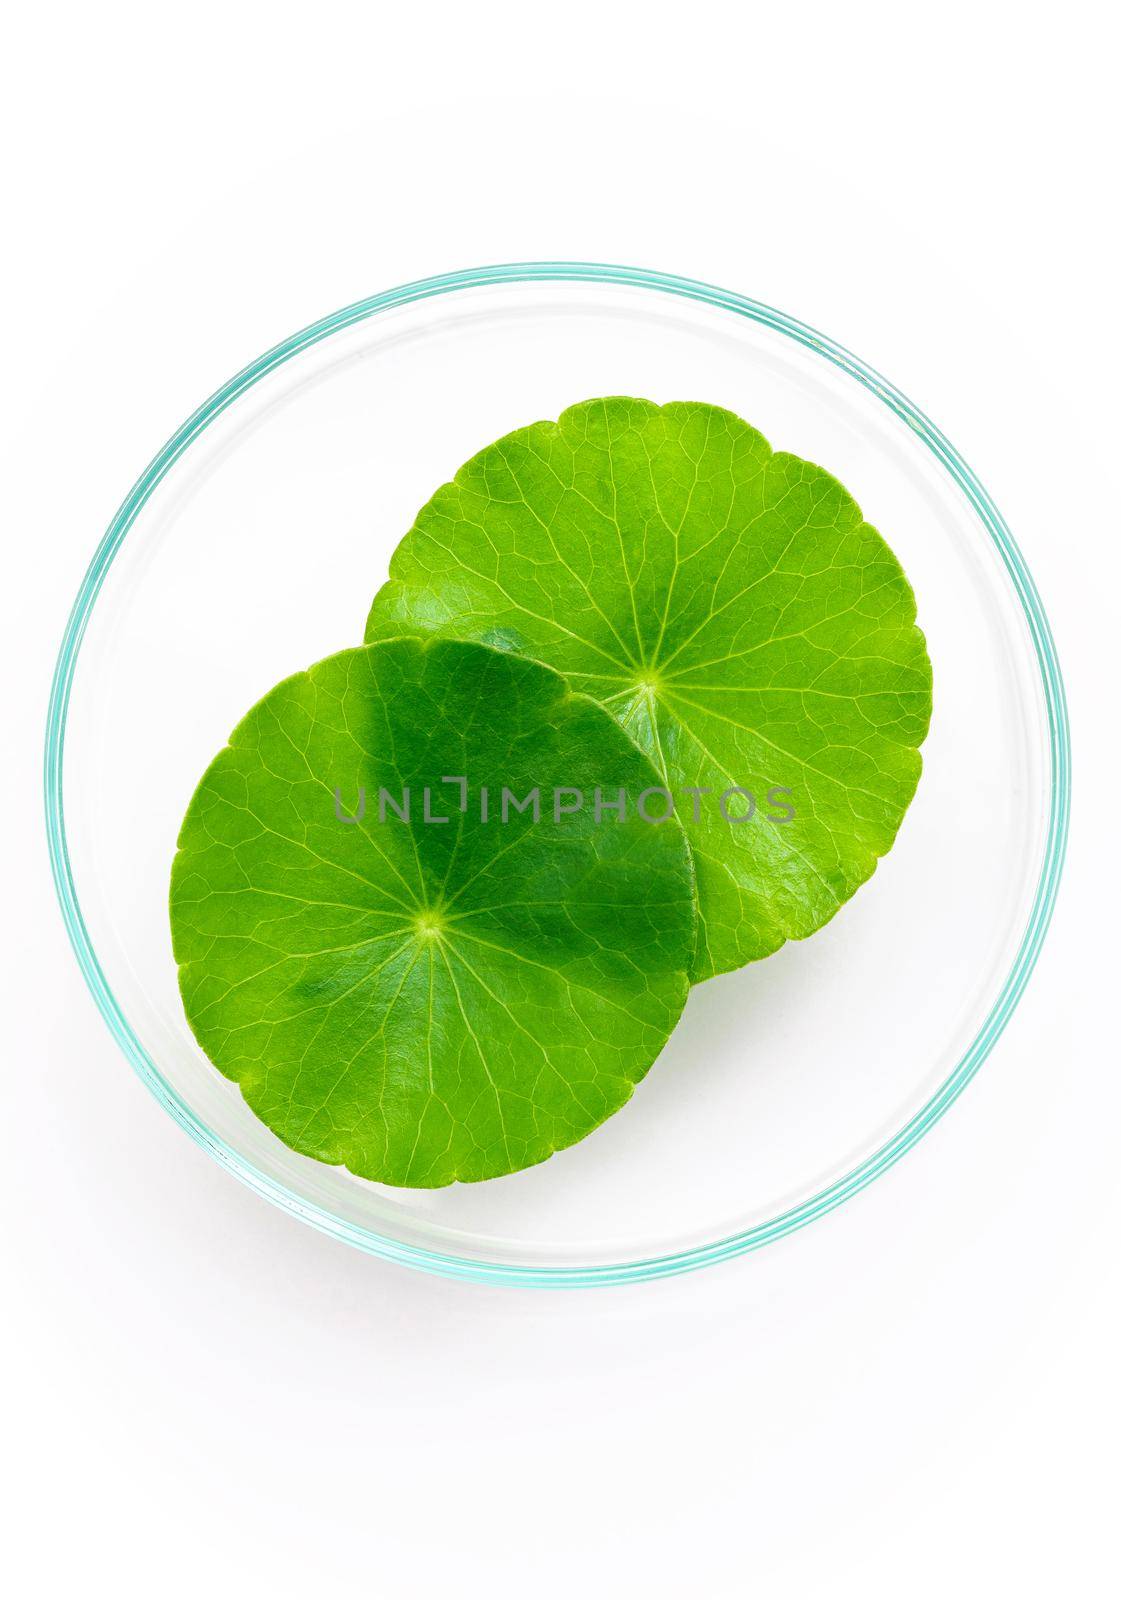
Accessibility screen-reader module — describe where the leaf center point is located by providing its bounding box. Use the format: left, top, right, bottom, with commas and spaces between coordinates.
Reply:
630, 667, 664, 699
412, 909, 447, 941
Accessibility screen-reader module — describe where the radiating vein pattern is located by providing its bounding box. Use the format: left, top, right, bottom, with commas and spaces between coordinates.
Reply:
366, 397, 933, 978
170, 638, 697, 1185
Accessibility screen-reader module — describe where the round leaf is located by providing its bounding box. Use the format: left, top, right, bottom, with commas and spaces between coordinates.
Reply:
170, 638, 697, 1186
366, 398, 933, 979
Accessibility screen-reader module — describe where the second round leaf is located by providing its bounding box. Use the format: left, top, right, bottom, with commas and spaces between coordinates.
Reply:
366, 398, 933, 978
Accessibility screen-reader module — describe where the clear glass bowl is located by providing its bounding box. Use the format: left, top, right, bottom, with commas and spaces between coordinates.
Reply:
45, 264, 1070, 1285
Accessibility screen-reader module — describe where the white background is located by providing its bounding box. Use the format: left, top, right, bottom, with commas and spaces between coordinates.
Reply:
3, 4, 1117, 1595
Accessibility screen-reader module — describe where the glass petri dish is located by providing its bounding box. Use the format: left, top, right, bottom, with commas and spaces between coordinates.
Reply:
44, 263, 1070, 1286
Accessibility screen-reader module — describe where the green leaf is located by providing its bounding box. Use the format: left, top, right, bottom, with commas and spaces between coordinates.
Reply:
366, 398, 933, 979
170, 638, 697, 1186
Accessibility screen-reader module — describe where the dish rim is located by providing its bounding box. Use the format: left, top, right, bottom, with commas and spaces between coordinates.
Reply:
43, 261, 1071, 1287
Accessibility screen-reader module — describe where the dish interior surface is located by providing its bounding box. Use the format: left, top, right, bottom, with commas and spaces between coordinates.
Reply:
49, 267, 1067, 1282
